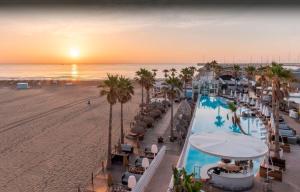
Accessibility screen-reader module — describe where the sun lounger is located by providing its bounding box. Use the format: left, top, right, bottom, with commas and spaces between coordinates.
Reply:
128, 166, 145, 175
281, 143, 291, 153
259, 165, 282, 181
287, 136, 298, 144
126, 132, 144, 140
269, 157, 286, 171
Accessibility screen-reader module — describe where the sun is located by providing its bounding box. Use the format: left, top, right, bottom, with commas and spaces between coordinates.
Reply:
69, 48, 80, 58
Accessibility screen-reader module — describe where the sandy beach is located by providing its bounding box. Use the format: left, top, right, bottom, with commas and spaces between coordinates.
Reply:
0, 84, 141, 192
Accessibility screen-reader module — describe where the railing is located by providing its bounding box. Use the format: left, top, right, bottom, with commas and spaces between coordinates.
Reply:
133, 145, 166, 192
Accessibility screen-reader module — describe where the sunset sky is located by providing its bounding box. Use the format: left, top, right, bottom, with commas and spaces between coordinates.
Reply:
1, 7, 300, 64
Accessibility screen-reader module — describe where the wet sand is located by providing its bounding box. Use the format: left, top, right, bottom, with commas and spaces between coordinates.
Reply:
0, 84, 141, 192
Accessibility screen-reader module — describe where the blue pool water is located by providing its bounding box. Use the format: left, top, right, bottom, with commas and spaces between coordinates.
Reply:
184, 96, 264, 178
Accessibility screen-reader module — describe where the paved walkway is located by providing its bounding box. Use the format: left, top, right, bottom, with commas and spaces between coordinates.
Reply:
84, 103, 181, 192
145, 153, 179, 192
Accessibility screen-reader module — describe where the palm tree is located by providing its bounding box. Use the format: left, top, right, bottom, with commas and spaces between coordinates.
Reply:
233, 64, 241, 90
152, 69, 158, 77
257, 67, 269, 100
179, 67, 193, 98
228, 102, 248, 135
143, 70, 155, 105
245, 65, 256, 91
100, 74, 119, 169
165, 75, 182, 141
267, 62, 294, 158
189, 66, 197, 76
117, 76, 134, 144
228, 102, 238, 125
214, 64, 222, 79
136, 68, 148, 112
163, 69, 169, 78
170, 68, 177, 77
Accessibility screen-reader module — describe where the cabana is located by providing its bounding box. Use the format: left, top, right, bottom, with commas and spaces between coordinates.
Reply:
16, 82, 29, 89
189, 132, 268, 191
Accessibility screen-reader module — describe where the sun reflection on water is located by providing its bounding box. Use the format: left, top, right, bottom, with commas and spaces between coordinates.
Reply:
71, 64, 78, 80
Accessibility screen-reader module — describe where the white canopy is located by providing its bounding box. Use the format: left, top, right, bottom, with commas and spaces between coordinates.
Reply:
189, 132, 268, 160
239, 93, 243, 101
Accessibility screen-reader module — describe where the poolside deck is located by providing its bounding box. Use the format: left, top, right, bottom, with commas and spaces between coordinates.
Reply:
206, 111, 300, 192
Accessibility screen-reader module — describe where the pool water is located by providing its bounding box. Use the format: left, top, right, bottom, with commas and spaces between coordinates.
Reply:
184, 96, 264, 178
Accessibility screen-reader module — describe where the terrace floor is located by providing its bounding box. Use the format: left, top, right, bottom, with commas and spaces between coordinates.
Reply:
85, 102, 182, 192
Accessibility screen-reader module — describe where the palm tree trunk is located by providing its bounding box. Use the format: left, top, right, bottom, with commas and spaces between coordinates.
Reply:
184, 82, 187, 99
170, 95, 174, 140
273, 79, 280, 158
120, 103, 124, 144
146, 88, 150, 104
141, 81, 144, 112
107, 104, 113, 169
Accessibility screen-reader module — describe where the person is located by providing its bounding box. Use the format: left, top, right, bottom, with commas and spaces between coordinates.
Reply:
87, 100, 91, 105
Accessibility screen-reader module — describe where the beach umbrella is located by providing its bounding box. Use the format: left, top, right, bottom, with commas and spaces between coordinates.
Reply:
179, 119, 189, 128
230, 90, 233, 96
234, 91, 237, 98
131, 126, 145, 135
176, 124, 186, 132
143, 116, 155, 124
135, 120, 147, 128
149, 109, 162, 119
223, 89, 226, 95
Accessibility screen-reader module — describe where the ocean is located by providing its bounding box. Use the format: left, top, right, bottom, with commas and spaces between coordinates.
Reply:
0, 63, 196, 80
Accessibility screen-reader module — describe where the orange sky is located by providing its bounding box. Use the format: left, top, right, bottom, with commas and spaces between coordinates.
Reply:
0, 7, 300, 64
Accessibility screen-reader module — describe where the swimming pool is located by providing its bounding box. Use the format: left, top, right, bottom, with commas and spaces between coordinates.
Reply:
184, 96, 265, 178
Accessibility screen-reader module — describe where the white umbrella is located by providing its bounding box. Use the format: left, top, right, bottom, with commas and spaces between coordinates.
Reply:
247, 97, 251, 104
262, 105, 266, 116
230, 90, 233, 96
142, 158, 150, 169
270, 113, 275, 131
250, 98, 255, 106
189, 132, 268, 160
223, 89, 226, 95
239, 93, 243, 101
265, 107, 270, 117
255, 100, 259, 109
234, 91, 237, 98
259, 103, 262, 112
128, 175, 137, 190
243, 94, 248, 103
